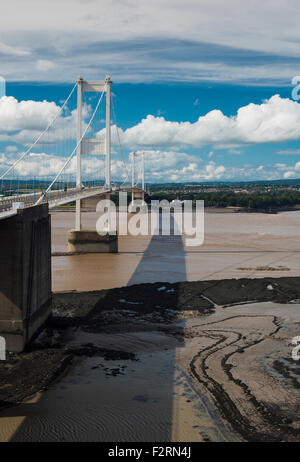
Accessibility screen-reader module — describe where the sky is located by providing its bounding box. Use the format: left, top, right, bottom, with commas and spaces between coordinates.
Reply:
1, 0, 300, 183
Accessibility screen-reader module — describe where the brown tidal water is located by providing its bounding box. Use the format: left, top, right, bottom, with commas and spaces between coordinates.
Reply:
51, 209, 300, 292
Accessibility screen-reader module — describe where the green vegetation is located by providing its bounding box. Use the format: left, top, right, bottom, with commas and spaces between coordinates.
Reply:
149, 189, 300, 210
2, 178, 300, 211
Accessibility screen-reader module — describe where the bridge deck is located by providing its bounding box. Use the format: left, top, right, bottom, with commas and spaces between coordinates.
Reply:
0, 185, 145, 220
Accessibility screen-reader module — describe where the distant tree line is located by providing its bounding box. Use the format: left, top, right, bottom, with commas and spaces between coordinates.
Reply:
149, 190, 300, 210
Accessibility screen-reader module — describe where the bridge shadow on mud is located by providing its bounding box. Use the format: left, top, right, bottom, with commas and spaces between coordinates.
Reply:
4, 215, 202, 442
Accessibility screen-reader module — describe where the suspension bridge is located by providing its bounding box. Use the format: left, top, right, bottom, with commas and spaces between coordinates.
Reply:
0, 76, 147, 352
0, 76, 146, 223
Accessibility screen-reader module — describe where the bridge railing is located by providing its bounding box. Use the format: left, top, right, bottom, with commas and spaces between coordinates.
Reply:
0, 185, 108, 213
0, 185, 146, 217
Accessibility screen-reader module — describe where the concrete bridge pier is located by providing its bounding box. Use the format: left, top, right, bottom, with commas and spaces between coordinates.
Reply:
129, 189, 146, 213
0, 204, 52, 352
68, 192, 118, 254
131, 188, 145, 203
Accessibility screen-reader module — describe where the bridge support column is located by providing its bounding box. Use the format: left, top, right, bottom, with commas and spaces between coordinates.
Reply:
128, 190, 146, 212
134, 191, 145, 201
68, 192, 118, 253
75, 199, 81, 230
67, 229, 117, 253
0, 204, 52, 352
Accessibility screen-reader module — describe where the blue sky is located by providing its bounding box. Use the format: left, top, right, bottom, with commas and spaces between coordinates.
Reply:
1, 0, 300, 182
2, 80, 300, 183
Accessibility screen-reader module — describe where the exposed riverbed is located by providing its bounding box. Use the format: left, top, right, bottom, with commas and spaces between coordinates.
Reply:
1, 278, 300, 442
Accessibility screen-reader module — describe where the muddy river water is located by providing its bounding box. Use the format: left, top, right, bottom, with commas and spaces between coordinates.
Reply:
52, 209, 300, 291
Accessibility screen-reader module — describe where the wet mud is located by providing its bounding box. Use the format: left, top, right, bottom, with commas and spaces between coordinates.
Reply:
1, 277, 300, 441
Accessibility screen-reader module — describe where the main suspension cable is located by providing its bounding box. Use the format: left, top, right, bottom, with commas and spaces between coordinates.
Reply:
111, 94, 130, 186
0, 82, 78, 180
35, 88, 105, 205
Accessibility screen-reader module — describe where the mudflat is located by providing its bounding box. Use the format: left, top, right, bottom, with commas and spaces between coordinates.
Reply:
0, 278, 300, 442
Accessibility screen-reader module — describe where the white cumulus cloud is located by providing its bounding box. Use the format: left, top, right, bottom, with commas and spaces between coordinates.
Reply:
120, 95, 300, 149
0, 96, 60, 132
4, 93, 300, 151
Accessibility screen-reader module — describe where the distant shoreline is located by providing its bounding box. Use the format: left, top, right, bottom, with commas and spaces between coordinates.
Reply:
204, 205, 300, 214
52, 205, 300, 214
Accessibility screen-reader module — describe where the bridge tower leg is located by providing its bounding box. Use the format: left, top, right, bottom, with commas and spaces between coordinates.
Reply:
130, 151, 145, 205
68, 76, 117, 253
75, 76, 83, 231
131, 151, 135, 203
105, 75, 112, 189
141, 151, 145, 201
141, 151, 145, 192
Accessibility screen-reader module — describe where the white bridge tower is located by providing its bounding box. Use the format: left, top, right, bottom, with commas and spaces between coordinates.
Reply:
75, 75, 112, 230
